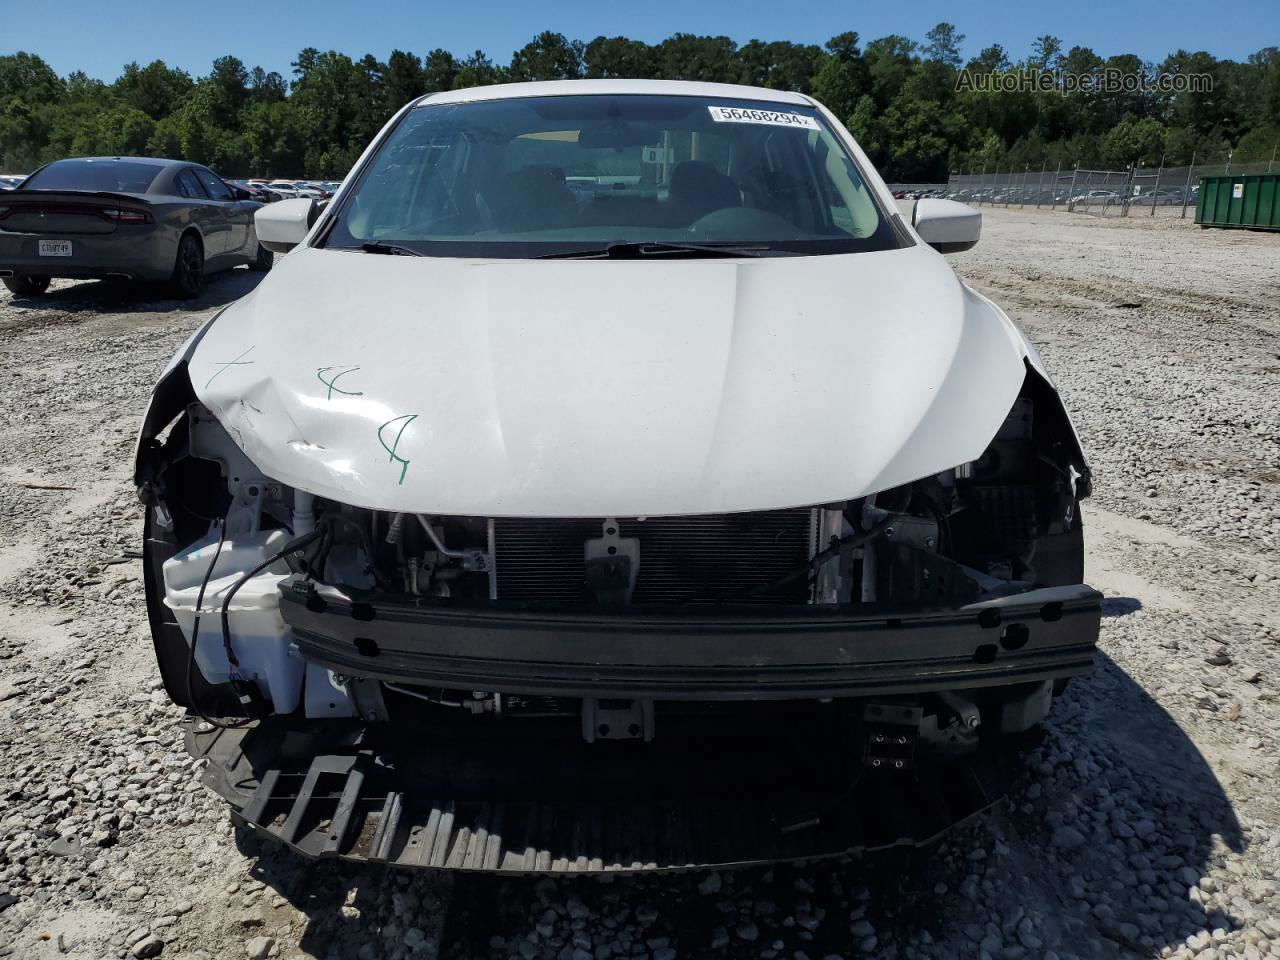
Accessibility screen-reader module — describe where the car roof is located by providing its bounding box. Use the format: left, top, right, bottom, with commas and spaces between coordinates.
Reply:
418, 79, 814, 108
25, 156, 206, 196
51, 156, 187, 168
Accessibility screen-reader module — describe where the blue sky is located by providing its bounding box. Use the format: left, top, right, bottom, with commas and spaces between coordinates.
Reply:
1, 0, 1272, 82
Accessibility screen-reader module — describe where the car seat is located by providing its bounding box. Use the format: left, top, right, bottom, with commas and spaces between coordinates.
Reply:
485, 165, 576, 232
669, 161, 741, 222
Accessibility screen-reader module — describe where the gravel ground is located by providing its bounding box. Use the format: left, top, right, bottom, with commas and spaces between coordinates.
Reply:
0, 209, 1278, 960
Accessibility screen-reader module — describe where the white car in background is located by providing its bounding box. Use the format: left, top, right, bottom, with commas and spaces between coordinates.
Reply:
266, 181, 305, 199
293, 182, 327, 200
135, 79, 1099, 874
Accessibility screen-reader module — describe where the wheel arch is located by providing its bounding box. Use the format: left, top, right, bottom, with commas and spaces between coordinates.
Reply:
179, 225, 204, 253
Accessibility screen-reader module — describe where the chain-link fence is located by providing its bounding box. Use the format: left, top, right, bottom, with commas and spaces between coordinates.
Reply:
889, 149, 1279, 219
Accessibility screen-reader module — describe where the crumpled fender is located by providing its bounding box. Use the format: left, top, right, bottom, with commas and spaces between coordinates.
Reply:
133, 309, 224, 489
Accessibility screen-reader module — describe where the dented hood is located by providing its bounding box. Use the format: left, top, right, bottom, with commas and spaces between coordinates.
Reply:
187, 244, 1030, 517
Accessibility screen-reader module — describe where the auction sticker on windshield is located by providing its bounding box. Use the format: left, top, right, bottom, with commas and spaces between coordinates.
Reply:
707, 106, 819, 129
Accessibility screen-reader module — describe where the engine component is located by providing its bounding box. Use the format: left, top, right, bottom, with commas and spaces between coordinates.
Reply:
416, 515, 490, 572
385, 683, 501, 715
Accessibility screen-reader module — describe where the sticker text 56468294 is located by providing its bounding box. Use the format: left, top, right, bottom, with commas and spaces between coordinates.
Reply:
707, 106, 820, 130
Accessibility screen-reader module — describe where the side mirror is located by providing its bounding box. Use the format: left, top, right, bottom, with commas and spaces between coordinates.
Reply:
255, 198, 318, 254
912, 198, 981, 253
233, 187, 254, 200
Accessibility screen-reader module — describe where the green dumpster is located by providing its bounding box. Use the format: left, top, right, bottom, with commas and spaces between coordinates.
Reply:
1196, 173, 1280, 231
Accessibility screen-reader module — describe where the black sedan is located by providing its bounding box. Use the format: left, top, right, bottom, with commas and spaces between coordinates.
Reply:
0, 156, 272, 298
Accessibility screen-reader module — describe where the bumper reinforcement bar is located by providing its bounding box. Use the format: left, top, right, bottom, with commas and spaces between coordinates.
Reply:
279, 581, 1102, 699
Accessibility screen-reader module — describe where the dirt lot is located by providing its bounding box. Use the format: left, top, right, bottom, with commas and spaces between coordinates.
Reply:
0, 208, 1278, 960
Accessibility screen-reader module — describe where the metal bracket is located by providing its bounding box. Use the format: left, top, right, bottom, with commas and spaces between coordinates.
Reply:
349, 677, 390, 723
303, 663, 358, 719
582, 698, 654, 743
187, 403, 272, 536
584, 518, 639, 606
861, 702, 922, 771
882, 515, 940, 552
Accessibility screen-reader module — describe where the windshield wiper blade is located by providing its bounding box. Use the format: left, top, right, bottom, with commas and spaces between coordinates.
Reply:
537, 241, 769, 260
358, 241, 424, 257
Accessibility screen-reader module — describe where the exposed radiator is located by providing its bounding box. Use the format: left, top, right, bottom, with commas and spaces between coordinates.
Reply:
493, 509, 818, 605
967, 484, 1041, 548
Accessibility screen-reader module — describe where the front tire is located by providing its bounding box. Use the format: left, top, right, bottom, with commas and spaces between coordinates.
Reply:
169, 233, 204, 299
3, 274, 51, 296
249, 240, 273, 273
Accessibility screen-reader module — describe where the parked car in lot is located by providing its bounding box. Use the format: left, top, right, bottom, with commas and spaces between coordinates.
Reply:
266, 180, 303, 199
245, 180, 283, 203
1129, 188, 1183, 206
135, 80, 1099, 872
266, 180, 318, 199
1071, 189, 1121, 205
0, 156, 272, 297
230, 180, 276, 203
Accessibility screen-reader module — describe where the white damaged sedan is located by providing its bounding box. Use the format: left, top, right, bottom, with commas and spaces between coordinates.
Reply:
135, 80, 1099, 872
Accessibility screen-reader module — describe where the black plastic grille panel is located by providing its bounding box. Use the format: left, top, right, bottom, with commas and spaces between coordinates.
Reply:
190, 718, 1017, 875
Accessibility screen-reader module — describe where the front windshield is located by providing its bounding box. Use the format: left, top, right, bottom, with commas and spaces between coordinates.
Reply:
322, 94, 904, 258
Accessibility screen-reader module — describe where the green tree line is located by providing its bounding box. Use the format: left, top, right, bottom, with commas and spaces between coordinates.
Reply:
2, 26, 1277, 181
